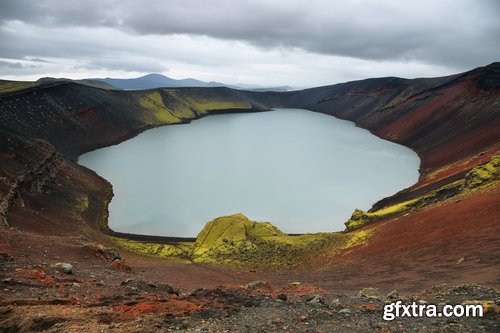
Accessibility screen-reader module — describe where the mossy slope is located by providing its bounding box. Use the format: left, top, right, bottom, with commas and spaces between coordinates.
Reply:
111, 237, 193, 260
192, 214, 284, 261
192, 214, 376, 266
345, 155, 499, 231
109, 213, 376, 266
464, 155, 499, 188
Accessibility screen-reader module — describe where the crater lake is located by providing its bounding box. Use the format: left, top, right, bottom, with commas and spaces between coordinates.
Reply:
79, 108, 420, 237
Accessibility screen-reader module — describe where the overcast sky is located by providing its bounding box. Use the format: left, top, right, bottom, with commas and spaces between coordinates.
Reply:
0, 0, 499, 87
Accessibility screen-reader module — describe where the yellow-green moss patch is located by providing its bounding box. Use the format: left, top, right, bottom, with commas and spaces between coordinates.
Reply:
343, 229, 374, 249
70, 193, 90, 220
191, 214, 337, 266
464, 156, 499, 189
0, 80, 39, 94
164, 89, 254, 119
137, 91, 182, 124
345, 156, 500, 231
345, 199, 418, 231
111, 237, 193, 260
106, 214, 370, 267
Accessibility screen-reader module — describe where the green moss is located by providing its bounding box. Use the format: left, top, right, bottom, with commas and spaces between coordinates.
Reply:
0, 80, 39, 94
137, 91, 182, 124
76, 194, 89, 211
166, 89, 251, 113
345, 199, 418, 231
134, 89, 256, 126
344, 209, 373, 231
370, 199, 418, 216
111, 237, 193, 259
192, 214, 282, 260
185, 98, 251, 114
343, 229, 373, 249
345, 156, 500, 232
464, 156, 499, 189
191, 214, 336, 266
106, 214, 361, 267
71, 193, 89, 220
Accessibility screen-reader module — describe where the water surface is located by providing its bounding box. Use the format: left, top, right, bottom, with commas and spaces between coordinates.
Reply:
79, 108, 420, 237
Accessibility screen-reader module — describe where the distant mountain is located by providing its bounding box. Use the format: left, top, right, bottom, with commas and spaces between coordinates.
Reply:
245, 86, 295, 92
94, 73, 227, 90
93, 73, 296, 91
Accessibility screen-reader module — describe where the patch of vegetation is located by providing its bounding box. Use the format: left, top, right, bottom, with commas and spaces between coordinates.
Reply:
134, 89, 256, 127
137, 91, 183, 124
192, 213, 283, 258
161, 89, 254, 119
190, 214, 344, 266
71, 193, 90, 220
109, 213, 375, 266
464, 155, 499, 189
344, 209, 373, 231
345, 199, 418, 231
346, 156, 500, 231
111, 237, 193, 260
343, 229, 373, 249
183, 96, 252, 114
0, 80, 39, 95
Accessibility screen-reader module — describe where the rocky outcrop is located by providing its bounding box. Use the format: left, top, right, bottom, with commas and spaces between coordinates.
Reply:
0, 130, 111, 235
191, 214, 285, 262
187, 214, 374, 265
464, 156, 499, 189
0, 133, 62, 227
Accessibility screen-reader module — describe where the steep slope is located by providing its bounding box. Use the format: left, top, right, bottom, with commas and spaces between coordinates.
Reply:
0, 83, 270, 158
274, 64, 500, 208
0, 130, 111, 235
280, 65, 499, 175
0, 82, 273, 235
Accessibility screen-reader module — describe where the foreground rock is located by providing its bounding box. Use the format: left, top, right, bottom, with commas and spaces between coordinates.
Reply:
0, 228, 498, 332
52, 262, 74, 274
0, 278, 498, 332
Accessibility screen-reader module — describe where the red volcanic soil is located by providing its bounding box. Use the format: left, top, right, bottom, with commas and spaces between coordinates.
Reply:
1, 161, 499, 331
301, 183, 500, 293
5, 178, 497, 296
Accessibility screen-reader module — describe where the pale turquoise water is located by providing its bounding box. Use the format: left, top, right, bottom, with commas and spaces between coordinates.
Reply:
79, 108, 420, 237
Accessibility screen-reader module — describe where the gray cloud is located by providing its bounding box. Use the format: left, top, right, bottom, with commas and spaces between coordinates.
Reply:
23, 57, 52, 63
0, 59, 41, 75
0, 0, 498, 85
0, 60, 24, 69
75, 58, 168, 74
1, 0, 499, 69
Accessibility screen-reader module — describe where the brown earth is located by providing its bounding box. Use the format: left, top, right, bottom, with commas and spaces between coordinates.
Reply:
0, 63, 499, 331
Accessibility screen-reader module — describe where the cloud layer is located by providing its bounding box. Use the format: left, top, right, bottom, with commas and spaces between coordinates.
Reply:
1, 0, 498, 86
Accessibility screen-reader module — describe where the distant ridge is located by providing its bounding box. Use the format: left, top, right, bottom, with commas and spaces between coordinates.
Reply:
95, 73, 227, 90
93, 73, 296, 91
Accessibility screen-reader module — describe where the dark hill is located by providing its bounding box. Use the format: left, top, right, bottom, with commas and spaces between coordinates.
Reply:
96, 73, 227, 90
